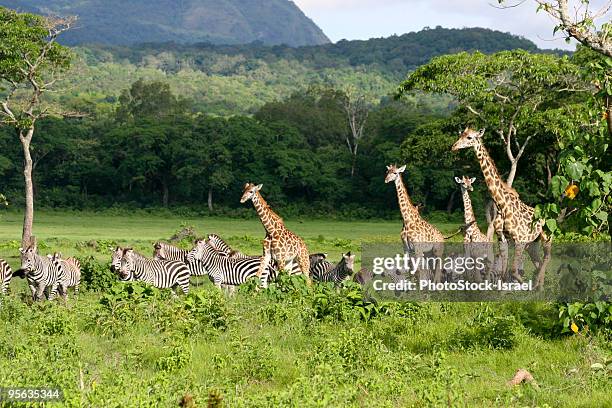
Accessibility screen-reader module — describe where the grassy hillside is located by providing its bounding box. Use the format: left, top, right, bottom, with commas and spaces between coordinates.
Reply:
0, 0, 330, 46
58, 27, 554, 115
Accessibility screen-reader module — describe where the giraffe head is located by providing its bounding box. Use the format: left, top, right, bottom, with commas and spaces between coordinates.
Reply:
455, 176, 476, 192
385, 164, 406, 183
451, 128, 485, 151
240, 183, 263, 203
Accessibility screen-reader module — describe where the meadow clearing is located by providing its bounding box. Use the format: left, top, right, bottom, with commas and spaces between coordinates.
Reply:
0, 210, 610, 407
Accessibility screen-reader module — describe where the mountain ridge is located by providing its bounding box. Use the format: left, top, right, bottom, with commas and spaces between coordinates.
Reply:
0, 0, 330, 46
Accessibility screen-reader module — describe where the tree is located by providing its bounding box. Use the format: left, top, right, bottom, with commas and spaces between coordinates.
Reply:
116, 78, 190, 123
499, 0, 612, 57
341, 86, 370, 177
0, 8, 74, 247
398, 50, 584, 229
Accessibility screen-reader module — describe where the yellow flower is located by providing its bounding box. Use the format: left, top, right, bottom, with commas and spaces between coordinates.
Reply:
563, 184, 579, 200
571, 322, 579, 333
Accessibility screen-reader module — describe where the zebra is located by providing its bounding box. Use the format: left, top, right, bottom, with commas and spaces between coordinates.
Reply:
49, 253, 81, 297
19, 246, 67, 301
207, 234, 253, 259
187, 239, 272, 289
312, 252, 356, 284
152, 241, 209, 277
206, 233, 329, 281
111, 246, 124, 273
118, 248, 191, 295
0, 258, 13, 296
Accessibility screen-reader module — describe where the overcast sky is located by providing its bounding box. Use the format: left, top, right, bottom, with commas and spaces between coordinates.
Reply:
293, 0, 611, 50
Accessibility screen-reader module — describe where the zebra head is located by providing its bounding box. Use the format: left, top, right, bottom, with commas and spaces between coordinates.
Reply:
240, 183, 263, 203
118, 248, 135, 281
384, 164, 406, 184
19, 246, 37, 273
339, 252, 356, 280
110, 246, 123, 272
186, 239, 206, 264
152, 242, 165, 260
309, 253, 328, 264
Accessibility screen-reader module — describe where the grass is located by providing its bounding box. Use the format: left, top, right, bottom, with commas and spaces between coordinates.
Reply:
0, 210, 610, 407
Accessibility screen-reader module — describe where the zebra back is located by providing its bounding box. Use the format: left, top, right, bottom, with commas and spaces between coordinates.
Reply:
121, 249, 191, 294
188, 239, 270, 287
313, 252, 356, 284
52, 253, 81, 291
153, 242, 189, 262
0, 258, 13, 295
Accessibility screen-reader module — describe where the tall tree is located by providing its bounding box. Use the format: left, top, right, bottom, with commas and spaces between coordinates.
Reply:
341, 86, 370, 177
0, 8, 73, 247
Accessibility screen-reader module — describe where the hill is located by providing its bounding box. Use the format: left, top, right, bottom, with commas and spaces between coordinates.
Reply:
0, 0, 330, 46
57, 27, 562, 115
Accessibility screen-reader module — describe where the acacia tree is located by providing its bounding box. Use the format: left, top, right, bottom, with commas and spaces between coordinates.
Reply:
0, 8, 73, 247
398, 50, 583, 228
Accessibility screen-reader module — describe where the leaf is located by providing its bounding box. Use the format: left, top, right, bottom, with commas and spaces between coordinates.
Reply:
570, 322, 579, 333
545, 219, 557, 233
565, 161, 586, 180
590, 363, 604, 371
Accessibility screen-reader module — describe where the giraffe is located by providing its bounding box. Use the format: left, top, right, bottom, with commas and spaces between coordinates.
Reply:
385, 164, 444, 282
451, 128, 551, 288
240, 183, 311, 285
454, 176, 495, 281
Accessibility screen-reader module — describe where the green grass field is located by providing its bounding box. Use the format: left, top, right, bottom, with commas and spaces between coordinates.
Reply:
0, 210, 610, 407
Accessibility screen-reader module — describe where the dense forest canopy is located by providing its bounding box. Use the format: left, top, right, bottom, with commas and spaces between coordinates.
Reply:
54, 27, 557, 116
0, 0, 330, 46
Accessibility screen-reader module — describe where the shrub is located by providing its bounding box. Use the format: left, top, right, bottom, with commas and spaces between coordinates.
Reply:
80, 256, 116, 292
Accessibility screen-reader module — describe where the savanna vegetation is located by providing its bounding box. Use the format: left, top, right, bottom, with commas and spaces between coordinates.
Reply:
0, 3, 610, 407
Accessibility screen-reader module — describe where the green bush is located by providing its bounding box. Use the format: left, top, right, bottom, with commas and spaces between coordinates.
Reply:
80, 256, 116, 292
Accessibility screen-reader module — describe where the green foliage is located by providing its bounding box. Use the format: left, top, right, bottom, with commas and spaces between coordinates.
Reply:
80, 255, 115, 292
558, 301, 612, 337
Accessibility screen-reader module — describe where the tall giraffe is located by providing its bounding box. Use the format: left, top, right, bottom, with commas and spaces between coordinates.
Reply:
455, 176, 495, 280
385, 164, 444, 282
452, 128, 551, 288
240, 183, 311, 285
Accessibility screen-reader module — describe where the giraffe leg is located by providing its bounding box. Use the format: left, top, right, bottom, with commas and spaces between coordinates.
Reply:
297, 252, 312, 286
535, 233, 552, 290
526, 241, 542, 271
257, 239, 272, 279
511, 242, 526, 283
432, 243, 443, 283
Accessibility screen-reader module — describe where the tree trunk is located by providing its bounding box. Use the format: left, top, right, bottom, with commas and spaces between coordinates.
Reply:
20, 128, 35, 249
506, 160, 517, 187
162, 180, 169, 207
208, 187, 213, 212
446, 189, 457, 215
606, 95, 611, 138
350, 154, 356, 178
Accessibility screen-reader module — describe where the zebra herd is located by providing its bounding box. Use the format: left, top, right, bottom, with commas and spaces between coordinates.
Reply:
0, 244, 81, 303
0, 234, 355, 303
112, 234, 356, 295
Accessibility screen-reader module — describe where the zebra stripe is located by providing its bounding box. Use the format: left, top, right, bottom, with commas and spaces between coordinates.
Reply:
312, 252, 356, 284
19, 246, 66, 301
152, 242, 208, 276
119, 249, 190, 294
50, 253, 81, 297
187, 239, 271, 288
207, 234, 252, 259
0, 258, 12, 296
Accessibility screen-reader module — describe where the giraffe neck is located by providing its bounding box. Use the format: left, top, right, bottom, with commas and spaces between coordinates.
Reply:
460, 188, 476, 225
252, 192, 283, 234
394, 175, 418, 222
474, 142, 509, 208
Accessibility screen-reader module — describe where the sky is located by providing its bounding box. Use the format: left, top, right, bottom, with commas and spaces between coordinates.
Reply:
292, 0, 611, 50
